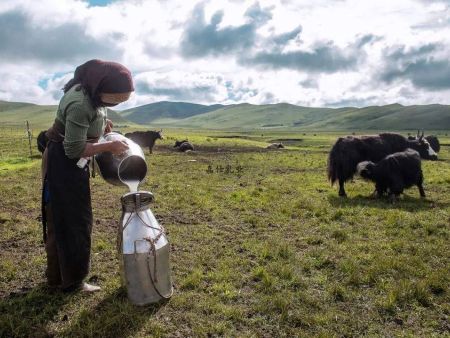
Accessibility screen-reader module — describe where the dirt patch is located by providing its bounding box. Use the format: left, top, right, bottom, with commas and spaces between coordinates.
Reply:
269, 138, 304, 142
155, 144, 264, 154
207, 135, 255, 140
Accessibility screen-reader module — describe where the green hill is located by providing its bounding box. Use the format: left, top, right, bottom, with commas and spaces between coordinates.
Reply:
121, 101, 224, 124
1, 99, 449, 131
142, 102, 450, 130
0, 101, 130, 129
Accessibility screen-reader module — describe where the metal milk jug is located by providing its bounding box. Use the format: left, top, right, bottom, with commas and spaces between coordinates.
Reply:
95, 132, 147, 188
118, 191, 173, 305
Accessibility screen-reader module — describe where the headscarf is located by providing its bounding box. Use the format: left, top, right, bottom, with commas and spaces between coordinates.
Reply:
63, 59, 134, 107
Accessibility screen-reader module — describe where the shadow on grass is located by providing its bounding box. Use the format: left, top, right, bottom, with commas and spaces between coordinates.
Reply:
59, 287, 166, 338
328, 194, 448, 212
0, 284, 73, 338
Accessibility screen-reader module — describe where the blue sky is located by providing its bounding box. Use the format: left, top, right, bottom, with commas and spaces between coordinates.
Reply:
87, 0, 114, 7
1, 0, 450, 109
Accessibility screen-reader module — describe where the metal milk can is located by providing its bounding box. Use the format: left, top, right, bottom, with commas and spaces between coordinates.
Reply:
94, 132, 147, 187
118, 191, 173, 305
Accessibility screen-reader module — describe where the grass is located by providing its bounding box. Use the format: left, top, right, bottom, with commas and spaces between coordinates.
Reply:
0, 129, 449, 337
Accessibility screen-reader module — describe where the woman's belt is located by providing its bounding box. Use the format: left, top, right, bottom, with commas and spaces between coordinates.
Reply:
45, 119, 100, 143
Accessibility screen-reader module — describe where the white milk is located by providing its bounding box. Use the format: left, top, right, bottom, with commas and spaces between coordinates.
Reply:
124, 180, 140, 192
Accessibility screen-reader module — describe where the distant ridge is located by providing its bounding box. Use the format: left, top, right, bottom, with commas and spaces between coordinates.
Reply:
121, 101, 224, 124
0, 101, 130, 128
1, 100, 449, 130
119, 101, 450, 130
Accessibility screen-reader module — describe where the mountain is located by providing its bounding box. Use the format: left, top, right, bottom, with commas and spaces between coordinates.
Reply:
125, 101, 450, 130
0, 100, 130, 128
121, 101, 224, 124
1, 99, 449, 130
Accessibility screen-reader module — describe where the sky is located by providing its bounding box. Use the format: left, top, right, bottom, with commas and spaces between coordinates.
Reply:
1, 0, 450, 110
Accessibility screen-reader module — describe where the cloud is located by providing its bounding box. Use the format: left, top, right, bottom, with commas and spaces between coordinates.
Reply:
239, 41, 359, 73
136, 83, 218, 102
180, 2, 272, 58
0, 10, 122, 64
380, 44, 450, 90
326, 96, 379, 108
355, 34, 382, 48
269, 26, 302, 48
299, 77, 318, 88
134, 71, 223, 102
224, 80, 259, 101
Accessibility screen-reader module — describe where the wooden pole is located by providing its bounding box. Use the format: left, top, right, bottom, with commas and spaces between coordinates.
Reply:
26, 120, 32, 157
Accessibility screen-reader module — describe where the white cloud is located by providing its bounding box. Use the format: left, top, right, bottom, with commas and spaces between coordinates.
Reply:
0, 0, 450, 108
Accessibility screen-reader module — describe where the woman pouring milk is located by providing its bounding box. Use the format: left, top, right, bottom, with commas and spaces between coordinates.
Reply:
41, 59, 133, 292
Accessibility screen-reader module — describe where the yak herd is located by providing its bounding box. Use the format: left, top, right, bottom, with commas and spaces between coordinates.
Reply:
37, 128, 441, 201
328, 131, 439, 200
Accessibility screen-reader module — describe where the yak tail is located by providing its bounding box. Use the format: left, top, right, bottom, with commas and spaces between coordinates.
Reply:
328, 137, 357, 186
327, 141, 340, 185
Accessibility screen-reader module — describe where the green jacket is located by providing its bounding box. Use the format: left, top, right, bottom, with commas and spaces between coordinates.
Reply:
55, 86, 106, 159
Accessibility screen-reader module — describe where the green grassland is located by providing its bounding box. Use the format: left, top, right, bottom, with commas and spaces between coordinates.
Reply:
0, 129, 449, 337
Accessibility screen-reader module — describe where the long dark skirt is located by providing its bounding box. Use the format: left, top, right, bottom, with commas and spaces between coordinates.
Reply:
45, 141, 93, 289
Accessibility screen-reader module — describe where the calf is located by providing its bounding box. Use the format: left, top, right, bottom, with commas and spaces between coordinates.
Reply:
125, 130, 163, 154
357, 148, 425, 200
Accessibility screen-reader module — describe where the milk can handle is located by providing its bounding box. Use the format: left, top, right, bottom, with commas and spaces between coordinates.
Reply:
133, 239, 173, 300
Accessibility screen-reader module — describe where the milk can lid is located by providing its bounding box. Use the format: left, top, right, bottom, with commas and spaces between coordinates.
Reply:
121, 191, 154, 211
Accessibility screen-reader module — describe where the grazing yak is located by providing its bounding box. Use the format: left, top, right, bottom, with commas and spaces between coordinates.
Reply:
357, 148, 425, 200
125, 130, 163, 153
328, 133, 437, 197
37, 130, 48, 153
266, 143, 284, 149
174, 140, 194, 152
408, 131, 440, 153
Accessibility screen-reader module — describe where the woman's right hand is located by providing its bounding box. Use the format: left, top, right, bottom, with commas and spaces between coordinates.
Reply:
109, 140, 129, 155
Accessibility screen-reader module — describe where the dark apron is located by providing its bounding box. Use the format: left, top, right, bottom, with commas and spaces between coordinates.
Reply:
41, 120, 96, 290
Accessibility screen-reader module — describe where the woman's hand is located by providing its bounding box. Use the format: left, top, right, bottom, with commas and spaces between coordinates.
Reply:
109, 140, 129, 155
104, 119, 113, 134
81, 139, 129, 157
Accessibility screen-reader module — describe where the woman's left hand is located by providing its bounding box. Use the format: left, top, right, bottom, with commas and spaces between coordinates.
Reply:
104, 119, 113, 133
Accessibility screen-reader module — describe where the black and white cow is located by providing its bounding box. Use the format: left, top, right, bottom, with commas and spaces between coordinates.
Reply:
328, 133, 437, 197
357, 148, 425, 200
125, 130, 163, 153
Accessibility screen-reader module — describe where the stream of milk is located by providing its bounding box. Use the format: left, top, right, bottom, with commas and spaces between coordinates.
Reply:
124, 180, 140, 192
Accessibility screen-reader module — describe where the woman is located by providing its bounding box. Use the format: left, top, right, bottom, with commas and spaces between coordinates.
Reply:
42, 59, 133, 292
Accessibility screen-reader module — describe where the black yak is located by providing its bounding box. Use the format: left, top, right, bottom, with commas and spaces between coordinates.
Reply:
178, 141, 194, 152
266, 143, 284, 149
174, 139, 189, 148
125, 130, 163, 153
328, 133, 437, 197
174, 140, 194, 152
37, 130, 48, 153
357, 148, 425, 200
408, 131, 440, 153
